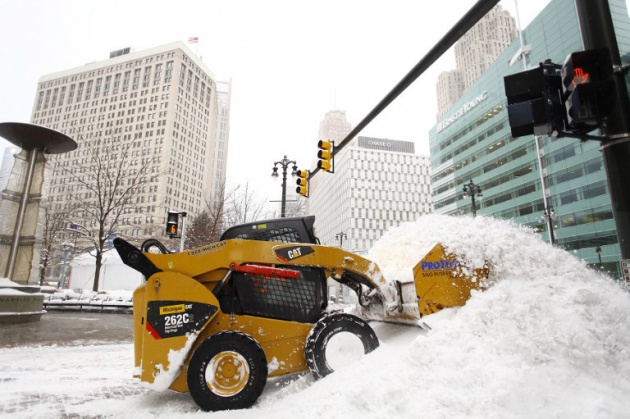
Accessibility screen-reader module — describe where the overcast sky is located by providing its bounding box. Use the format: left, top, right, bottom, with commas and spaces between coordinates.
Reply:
0, 0, 562, 206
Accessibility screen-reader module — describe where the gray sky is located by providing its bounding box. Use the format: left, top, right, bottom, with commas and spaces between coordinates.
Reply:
0, 0, 556, 207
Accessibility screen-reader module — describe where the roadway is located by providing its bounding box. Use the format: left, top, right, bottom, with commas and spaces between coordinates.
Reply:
0, 311, 133, 348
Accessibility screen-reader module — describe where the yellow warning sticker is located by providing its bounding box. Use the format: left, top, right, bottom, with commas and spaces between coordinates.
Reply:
159, 304, 185, 315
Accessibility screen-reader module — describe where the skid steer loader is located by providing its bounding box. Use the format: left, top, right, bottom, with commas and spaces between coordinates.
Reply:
114, 215, 488, 411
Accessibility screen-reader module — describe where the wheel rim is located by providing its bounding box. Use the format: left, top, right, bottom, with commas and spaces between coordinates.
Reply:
206, 350, 250, 397
324, 331, 366, 372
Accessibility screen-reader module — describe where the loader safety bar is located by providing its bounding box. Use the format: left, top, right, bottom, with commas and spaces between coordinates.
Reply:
229, 263, 301, 279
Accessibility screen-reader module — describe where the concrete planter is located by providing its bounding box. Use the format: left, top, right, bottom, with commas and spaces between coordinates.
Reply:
0, 278, 45, 323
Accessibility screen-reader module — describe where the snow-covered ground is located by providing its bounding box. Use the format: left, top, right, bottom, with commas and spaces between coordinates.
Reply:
1, 214, 630, 418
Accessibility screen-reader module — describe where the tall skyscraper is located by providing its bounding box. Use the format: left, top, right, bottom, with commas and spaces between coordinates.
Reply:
454, 5, 517, 90
318, 109, 352, 143
436, 5, 517, 119
436, 70, 464, 120
29, 42, 230, 240
310, 136, 432, 253
210, 80, 232, 202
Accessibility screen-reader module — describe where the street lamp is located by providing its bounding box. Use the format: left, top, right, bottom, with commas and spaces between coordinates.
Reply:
462, 179, 482, 217
542, 206, 557, 245
595, 244, 603, 268
335, 232, 347, 248
272, 155, 298, 218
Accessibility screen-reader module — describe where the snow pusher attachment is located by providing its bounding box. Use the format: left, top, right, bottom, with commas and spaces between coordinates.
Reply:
355, 242, 489, 322
113, 216, 488, 411
412, 243, 489, 316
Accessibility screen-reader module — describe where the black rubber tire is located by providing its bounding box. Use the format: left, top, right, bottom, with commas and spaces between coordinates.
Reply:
187, 331, 268, 411
305, 313, 379, 379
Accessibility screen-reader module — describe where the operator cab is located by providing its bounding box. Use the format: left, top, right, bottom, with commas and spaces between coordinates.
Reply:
220, 215, 319, 244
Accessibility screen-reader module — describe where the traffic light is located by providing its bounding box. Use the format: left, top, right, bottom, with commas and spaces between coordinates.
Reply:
561, 48, 615, 133
503, 61, 566, 138
166, 211, 179, 237
317, 139, 334, 173
295, 169, 309, 197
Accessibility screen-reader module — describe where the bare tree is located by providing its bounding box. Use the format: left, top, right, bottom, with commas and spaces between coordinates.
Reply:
39, 206, 74, 285
53, 134, 158, 291
284, 197, 308, 218
185, 182, 273, 249
185, 183, 227, 249
223, 182, 271, 227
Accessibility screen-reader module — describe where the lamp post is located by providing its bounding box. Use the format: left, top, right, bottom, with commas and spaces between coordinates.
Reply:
271, 155, 298, 218
335, 232, 347, 248
542, 206, 557, 245
462, 179, 482, 217
595, 244, 603, 269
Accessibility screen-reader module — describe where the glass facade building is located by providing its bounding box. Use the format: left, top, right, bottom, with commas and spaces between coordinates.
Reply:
430, 0, 630, 275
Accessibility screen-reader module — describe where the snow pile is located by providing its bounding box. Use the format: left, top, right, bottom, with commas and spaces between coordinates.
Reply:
368, 213, 563, 283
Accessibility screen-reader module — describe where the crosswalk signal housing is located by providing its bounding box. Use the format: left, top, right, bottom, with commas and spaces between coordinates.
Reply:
295, 169, 309, 197
317, 139, 334, 173
166, 211, 179, 237
561, 48, 616, 133
503, 62, 566, 138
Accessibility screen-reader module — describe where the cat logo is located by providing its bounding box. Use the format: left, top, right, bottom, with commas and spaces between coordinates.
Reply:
274, 245, 315, 262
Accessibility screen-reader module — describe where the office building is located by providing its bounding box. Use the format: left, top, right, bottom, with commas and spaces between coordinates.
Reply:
210, 80, 232, 202
310, 135, 432, 253
436, 70, 465, 120
318, 110, 353, 143
29, 42, 230, 239
430, 0, 630, 275
436, 5, 517, 119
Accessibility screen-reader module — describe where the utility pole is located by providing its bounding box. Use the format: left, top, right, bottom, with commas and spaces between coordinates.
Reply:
575, 0, 630, 259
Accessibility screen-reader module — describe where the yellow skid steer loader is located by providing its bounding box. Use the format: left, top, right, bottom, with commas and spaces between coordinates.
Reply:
114, 216, 488, 411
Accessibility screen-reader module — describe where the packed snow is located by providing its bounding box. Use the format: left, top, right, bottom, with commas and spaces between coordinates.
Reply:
1, 214, 629, 418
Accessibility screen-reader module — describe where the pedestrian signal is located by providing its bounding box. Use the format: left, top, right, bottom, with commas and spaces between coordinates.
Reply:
166, 211, 179, 237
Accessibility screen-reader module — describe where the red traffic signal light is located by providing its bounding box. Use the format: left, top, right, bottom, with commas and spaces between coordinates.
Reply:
561, 48, 616, 132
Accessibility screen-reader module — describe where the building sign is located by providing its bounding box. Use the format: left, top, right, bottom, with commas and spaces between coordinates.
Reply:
436, 91, 489, 133
368, 140, 393, 148
358, 137, 415, 153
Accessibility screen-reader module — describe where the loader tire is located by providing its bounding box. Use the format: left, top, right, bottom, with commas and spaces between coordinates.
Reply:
187, 331, 268, 411
305, 313, 379, 379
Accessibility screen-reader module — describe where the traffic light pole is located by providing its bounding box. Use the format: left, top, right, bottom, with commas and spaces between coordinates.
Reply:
179, 212, 187, 252
575, 0, 630, 258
